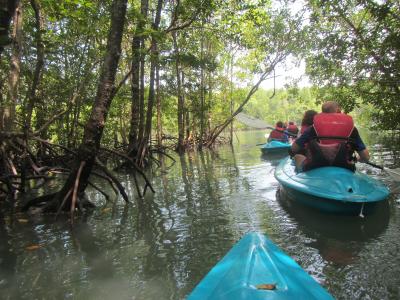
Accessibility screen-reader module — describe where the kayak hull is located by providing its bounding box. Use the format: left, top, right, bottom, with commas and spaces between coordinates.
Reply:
282, 185, 379, 215
188, 232, 333, 300
260, 140, 291, 155
274, 157, 390, 215
277, 188, 390, 241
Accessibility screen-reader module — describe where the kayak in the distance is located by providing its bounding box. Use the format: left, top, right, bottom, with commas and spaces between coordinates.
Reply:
187, 232, 333, 300
260, 140, 291, 155
274, 157, 390, 215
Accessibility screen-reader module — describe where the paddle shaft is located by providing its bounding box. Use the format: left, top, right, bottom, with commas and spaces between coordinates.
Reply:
365, 161, 384, 170
364, 161, 400, 181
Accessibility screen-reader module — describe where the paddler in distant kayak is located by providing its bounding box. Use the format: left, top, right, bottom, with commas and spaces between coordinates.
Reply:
291, 101, 370, 172
267, 121, 289, 142
287, 121, 299, 136
300, 110, 318, 134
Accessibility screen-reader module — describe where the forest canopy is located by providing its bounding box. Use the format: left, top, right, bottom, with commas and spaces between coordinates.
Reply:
0, 0, 398, 210
305, 0, 400, 129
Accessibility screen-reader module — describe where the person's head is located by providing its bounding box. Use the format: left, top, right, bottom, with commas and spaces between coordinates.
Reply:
322, 101, 341, 113
301, 109, 318, 126
276, 121, 283, 128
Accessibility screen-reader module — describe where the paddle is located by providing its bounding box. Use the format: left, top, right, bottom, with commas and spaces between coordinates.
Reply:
235, 112, 298, 138
257, 137, 295, 146
364, 161, 400, 182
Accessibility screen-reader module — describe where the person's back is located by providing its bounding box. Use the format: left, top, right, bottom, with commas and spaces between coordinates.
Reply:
305, 112, 356, 171
268, 121, 288, 142
300, 110, 317, 134
291, 101, 369, 172
287, 121, 299, 135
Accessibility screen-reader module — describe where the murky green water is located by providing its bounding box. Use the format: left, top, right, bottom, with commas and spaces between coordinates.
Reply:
1, 130, 400, 299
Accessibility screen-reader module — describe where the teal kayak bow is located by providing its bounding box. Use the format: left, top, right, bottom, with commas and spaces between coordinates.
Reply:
188, 232, 333, 300
260, 140, 291, 155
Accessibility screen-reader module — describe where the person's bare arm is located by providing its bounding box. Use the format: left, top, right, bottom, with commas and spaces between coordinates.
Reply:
291, 142, 301, 154
357, 149, 370, 162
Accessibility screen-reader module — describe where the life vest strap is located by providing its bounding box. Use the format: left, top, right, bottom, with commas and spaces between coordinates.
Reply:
314, 136, 355, 142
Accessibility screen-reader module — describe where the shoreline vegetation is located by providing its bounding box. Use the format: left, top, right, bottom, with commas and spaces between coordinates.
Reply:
1, 0, 399, 219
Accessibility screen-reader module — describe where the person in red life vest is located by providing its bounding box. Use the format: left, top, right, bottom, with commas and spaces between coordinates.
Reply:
268, 121, 289, 142
288, 110, 317, 157
291, 101, 369, 172
300, 110, 318, 134
287, 121, 299, 136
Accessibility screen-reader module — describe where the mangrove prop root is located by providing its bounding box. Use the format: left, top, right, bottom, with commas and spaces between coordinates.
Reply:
1, 131, 156, 216
133, 173, 143, 198
56, 188, 73, 218
91, 170, 119, 196
95, 158, 129, 203
101, 147, 155, 194
22, 193, 58, 211
88, 180, 111, 201
70, 161, 86, 222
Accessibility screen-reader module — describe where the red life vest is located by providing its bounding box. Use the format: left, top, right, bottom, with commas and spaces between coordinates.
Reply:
303, 113, 356, 172
313, 113, 354, 144
269, 127, 285, 140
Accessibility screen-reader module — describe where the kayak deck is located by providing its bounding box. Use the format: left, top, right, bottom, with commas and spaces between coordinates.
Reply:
188, 232, 333, 300
260, 141, 291, 155
274, 157, 390, 214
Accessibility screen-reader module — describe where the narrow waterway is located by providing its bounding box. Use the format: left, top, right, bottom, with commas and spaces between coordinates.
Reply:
1, 130, 399, 299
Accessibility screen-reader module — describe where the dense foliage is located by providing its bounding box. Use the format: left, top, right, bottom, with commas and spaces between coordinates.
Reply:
0, 0, 398, 208
0, 0, 311, 207
0, 0, 307, 146
305, 0, 400, 129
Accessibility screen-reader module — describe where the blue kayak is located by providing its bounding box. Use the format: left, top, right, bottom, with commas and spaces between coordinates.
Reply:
260, 140, 291, 155
188, 232, 333, 300
274, 157, 390, 215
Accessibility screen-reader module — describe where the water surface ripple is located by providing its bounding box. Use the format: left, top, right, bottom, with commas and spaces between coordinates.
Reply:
0, 131, 399, 299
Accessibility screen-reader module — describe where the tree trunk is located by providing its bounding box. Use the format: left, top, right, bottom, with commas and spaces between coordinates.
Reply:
3, 0, 22, 132
183, 72, 190, 141
128, 30, 141, 151
229, 52, 234, 144
0, 79, 6, 131
137, 0, 149, 145
206, 68, 274, 147
172, 31, 185, 153
129, 0, 148, 157
137, 0, 163, 165
207, 62, 212, 135
199, 27, 205, 148
44, 0, 128, 213
0, 0, 19, 58
25, 0, 44, 129
156, 64, 162, 147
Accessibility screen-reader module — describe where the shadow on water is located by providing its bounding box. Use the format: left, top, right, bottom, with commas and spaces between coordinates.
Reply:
72, 219, 116, 279
110, 149, 244, 299
260, 153, 289, 167
276, 188, 390, 241
0, 208, 17, 291
276, 188, 391, 265
0, 130, 399, 300
175, 150, 238, 297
